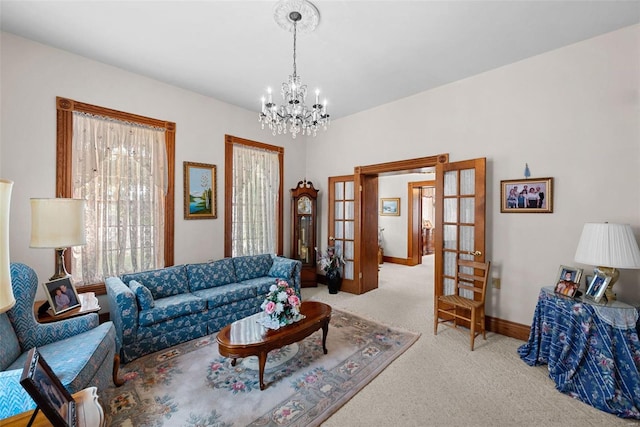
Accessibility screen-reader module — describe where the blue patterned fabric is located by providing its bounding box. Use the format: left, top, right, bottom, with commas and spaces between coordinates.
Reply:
105, 276, 138, 347
192, 283, 257, 309
233, 254, 273, 281
243, 276, 281, 296
122, 265, 189, 299
0, 314, 20, 371
106, 255, 301, 363
0, 263, 117, 420
268, 257, 295, 279
129, 280, 155, 310
518, 287, 640, 419
186, 258, 237, 291
138, 293, 206, 327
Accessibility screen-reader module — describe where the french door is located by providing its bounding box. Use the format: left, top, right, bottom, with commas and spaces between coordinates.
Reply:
327, 176, 356, 293
434, 158, 486, 303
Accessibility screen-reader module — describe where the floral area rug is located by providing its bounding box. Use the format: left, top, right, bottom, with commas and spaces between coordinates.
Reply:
102, 309, 420, 427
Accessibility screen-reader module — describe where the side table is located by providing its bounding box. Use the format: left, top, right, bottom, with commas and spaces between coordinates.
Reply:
34, 293, 101, 323
518, 286, 640, 418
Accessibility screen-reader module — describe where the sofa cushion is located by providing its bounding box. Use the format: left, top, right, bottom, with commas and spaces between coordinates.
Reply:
0, 314, 20, 371
129, 280, 155, 310
243, 276, 281, 297
122, 265, 189, 299
192, 283, 257, 309
268, 258, 295, 279
7, 322, 115, 393
186, 258, 237, 291
138, 293, 206, 327
232, 254, 273, 281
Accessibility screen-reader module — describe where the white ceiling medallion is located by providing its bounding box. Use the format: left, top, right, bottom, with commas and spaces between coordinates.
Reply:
273, 0, 319, 34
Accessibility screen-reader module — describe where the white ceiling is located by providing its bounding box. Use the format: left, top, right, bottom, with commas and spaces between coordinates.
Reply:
1, 1, 638, 120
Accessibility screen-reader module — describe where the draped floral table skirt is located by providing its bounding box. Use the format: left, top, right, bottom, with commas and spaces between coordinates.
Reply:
518, 286, 640, 419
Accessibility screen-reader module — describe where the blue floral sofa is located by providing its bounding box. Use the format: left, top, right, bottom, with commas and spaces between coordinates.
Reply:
0, 263, 117, 420
106, 254, 301, 363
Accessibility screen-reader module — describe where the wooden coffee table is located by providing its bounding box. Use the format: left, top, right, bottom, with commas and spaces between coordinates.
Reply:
217, 301, 331, 390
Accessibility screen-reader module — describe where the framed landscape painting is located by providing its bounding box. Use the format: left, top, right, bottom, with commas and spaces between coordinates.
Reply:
184, 161, 217, 219
500, 177, 553, 213
380, 198, 400, 216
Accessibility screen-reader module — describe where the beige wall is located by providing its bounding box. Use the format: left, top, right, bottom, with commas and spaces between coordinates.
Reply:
306, 25, 640, 325
2, 25, 639, 326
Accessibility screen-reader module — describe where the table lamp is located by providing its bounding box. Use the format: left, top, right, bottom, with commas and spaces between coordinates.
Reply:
0, 179, 15, 313
30, 198, 86, 281
574, 222, 640, 301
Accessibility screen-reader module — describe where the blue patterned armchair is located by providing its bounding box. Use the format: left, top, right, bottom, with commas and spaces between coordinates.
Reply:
0, 263, 119, 420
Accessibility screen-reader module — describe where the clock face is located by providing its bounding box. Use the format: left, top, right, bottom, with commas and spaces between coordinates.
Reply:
297, 196, 312, 214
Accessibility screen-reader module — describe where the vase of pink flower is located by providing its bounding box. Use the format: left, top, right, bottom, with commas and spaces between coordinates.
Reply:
260, 279, 302, 329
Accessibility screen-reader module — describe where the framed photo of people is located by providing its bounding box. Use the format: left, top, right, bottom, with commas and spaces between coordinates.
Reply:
584, 272, 611, 303
500, 177, 553, 213
553, 265, 582, 297
20, 347, 76, 427
43, 277, 80, 316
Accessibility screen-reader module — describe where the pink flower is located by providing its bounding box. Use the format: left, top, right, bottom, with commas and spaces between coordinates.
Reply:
264, 301, 276, 314
288, 295, 300, 307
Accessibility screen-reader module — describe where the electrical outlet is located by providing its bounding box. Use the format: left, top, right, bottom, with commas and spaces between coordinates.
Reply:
492, 278, 501, 289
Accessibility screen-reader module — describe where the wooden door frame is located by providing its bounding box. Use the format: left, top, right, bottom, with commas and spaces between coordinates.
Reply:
408, 180, 435, 266
353, 154, 449, 294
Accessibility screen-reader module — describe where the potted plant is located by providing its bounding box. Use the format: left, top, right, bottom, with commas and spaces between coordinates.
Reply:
316, 246, 345, 294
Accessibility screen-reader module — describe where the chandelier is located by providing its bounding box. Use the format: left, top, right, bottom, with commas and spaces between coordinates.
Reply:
259, 0, 330, 139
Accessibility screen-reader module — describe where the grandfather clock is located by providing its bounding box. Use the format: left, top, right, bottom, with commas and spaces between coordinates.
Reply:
291, 179, 318, 288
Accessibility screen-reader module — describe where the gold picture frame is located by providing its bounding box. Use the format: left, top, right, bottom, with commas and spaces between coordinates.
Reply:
380, 198, 400, 216
500, 177, 553, 213
184, 161, 217, 219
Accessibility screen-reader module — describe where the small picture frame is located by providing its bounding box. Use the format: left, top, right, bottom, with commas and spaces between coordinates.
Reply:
184, 161, 217, 220
43, 277, 80, 316
380, 198, 400, 216
500, 177, 553, 213
20, 347, 76, 427
554, 265, 583, 297
585, 272, 611, 303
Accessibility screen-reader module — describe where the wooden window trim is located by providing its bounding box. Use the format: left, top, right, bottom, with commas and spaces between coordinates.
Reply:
56, 97, 175, 291
224, 134, 283, 257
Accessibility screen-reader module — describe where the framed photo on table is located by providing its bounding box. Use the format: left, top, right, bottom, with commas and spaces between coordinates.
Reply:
554, 265, 582, 297
20, 347, 76, 427
43, 277, 80, 316
584, 272, 611, 303
500, 177, 553, 213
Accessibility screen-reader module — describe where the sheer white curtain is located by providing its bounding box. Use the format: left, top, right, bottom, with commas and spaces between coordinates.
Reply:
231, 144, 280, 256
71, 112, 167, 284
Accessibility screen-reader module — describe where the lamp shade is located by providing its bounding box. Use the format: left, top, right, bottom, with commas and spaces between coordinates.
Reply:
0, 179, 16, 313
574, 223, 640, 268
30, 198, 86, 248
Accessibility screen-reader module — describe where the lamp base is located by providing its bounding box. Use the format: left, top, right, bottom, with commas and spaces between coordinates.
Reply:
595, 266, 619, 301
50, 247, 71, 281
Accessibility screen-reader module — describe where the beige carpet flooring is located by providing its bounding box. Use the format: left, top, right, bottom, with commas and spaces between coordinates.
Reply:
301, 256, 640, 427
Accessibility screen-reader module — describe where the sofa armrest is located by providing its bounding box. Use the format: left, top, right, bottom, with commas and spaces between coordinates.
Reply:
105, 277, 138, 348
31, 313, 99, 349
271, 256, 303, 298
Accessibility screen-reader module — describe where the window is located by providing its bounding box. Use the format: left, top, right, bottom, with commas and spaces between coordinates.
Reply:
224, 135, 283, 257
56, 97, 175, 287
